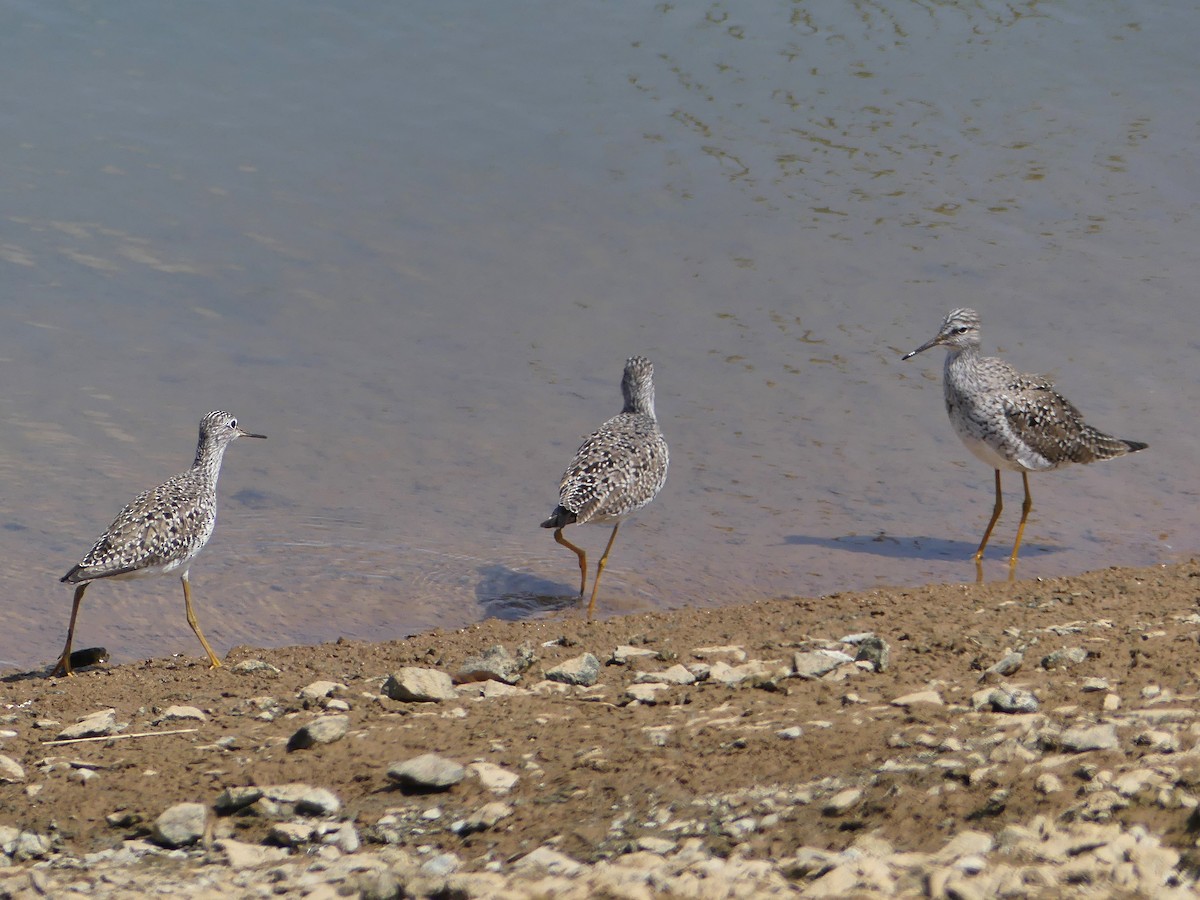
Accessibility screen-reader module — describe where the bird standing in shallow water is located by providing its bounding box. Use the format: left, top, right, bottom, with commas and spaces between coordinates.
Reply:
902, 308, 1146, 569
542, 356, 669, 620
53, 410, 267, 676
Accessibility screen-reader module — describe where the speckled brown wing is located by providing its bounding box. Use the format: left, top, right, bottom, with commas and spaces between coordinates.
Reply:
1002, 375, 1137, 466
557, 413, 668, 525
64, 475, 214, 583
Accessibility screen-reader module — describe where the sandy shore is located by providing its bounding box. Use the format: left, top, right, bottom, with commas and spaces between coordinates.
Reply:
1, 562, 1199, 897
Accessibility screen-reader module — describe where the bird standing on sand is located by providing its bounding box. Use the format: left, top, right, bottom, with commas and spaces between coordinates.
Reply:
902, 308, 1146, 567
542, 356, 669, 620
53, 410, 267, 676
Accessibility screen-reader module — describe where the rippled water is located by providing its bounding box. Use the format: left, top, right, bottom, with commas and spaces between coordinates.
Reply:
0, 0, 1196, 669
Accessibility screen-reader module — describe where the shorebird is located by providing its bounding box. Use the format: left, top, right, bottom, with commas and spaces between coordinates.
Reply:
53, 410, 266, 676
902, 308, 1146, 567
542, 356, 669, 620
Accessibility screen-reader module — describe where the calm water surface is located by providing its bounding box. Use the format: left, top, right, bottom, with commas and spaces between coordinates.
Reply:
0, 0, 1197, 668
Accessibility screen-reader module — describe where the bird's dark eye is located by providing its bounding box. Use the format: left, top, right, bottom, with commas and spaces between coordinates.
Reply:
229, 419, 238, 429
955, 326, 969, 334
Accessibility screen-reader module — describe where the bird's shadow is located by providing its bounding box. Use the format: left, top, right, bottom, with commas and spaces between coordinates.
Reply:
783, 533, 1061, 562
474, 564, 583, 621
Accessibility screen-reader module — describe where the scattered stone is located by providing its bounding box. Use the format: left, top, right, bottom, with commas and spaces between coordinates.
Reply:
691, 645, 747, 663
458, 645, 531, 685
1059, 723, 1120, 753
890, 690, 943, 708
633, 664, 696, 685
625, 683, 672, 704
0, 755, 25, 784
468, 761, 519, 794
295, 788, 341, 816
387, 754, 466, 792
979, 651, 1023, 683
777, 726, 804, 740
286, 714, 350, 751
1036, 773, 1064, 794
1082, 677, 1110, 692
545, 653, 601, 686
214, 786, 264, 814
383, 667, 458, 702
453, 801, 513, 835
853, 636, 890, 673
1041, 647, 1089, 670
1104, 693, 1121, 712
298, 681, 346, 703
56, 708, 125, 741
269, 822, 315, 847
823, 788, 862, 815
794, 650, 854, 679
216, 838, 290, 870
611, 645, 658, 664
229, 659, 281, 676
156, 705, 206, 723
151, 803, 207, 849
708, 659, 784, 687
512, 846, 583, 877
1135, 730, 1180, 753
987, 685, 1039, 714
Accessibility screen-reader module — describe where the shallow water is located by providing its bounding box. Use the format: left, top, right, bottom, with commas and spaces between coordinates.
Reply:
0, 0, 1196, 669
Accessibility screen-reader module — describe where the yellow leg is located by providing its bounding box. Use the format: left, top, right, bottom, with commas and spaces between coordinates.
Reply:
586, 523, 621, 622
554, 527, 587, 597
1009, 471, 1034, 567
51, 584, 88, 677
974, 469, 1004, 562
182, 572, 222, 669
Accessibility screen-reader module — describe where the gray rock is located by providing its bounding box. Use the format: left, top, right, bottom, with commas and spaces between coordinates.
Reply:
0, 755, 24, 784
979, 651, 1023, 683
151, 802, 207, 848
215, 838, 290, 870
298, 680, 346, 702
1134, 730, 1180, 753
324, 822, 360, 853
1059, 723, 1120, 752
625, 683, 672, 704
545, 653, 601, 686
269, 822, 315, 847
777, 726, 804, 740
156, 705, 207, 723
457, 645, 531, 684
56, 708, 124, 741
453, 801, 514, 835
214, 785, 264, 813
890, 690, 944, 707
853, 636, 891, 673
988, 686, 1039, 714
467, 761, 519, 794
512, 845, 583, 876
611, 645, 658, 664
387, 753, 466, 792
382, 667, 458, 702
1041, 647, 1089, 670
295, 787, 341, 816
1081, 677, 1110, 692
633, 664, 696, 685
229, 659, 281, 676
823, 788, 862, 815
287, 714, 350, 751
11, 831, 50, 861
420, 852, 460, 877
793, 650, 854, 679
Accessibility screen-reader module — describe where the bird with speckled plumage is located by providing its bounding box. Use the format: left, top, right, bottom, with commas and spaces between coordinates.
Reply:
542, 356, 669, 620
53, 411, 266, 676
902, 308, 1146, 568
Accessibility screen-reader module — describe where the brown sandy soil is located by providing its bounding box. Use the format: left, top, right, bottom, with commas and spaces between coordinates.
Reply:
3, 561, 1200, 886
